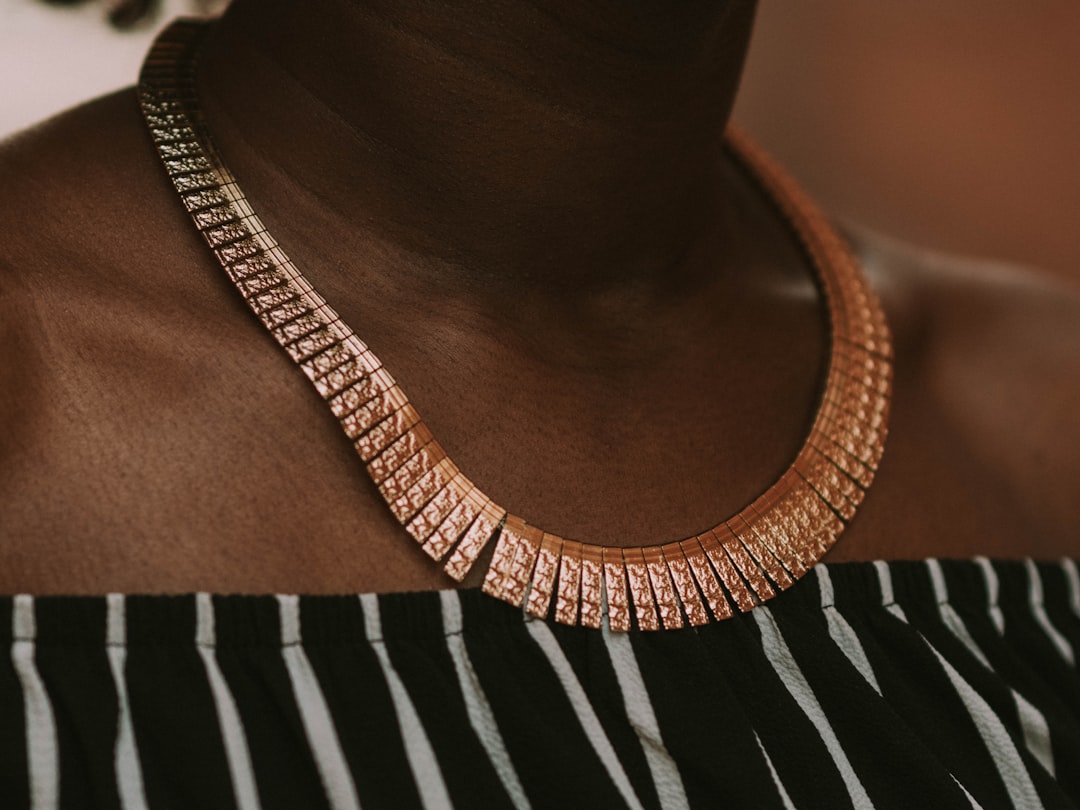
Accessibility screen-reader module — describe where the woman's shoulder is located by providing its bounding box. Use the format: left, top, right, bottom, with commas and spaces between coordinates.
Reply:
0, 91, 274, 571
850, 226, 1080, 554
0, 86, 216, 299
1, 90, 177, 451
0, 87, 239, 427
0, 84, 279, 389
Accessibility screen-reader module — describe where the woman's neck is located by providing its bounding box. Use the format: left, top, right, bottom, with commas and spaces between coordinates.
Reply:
198, 0, 759, 294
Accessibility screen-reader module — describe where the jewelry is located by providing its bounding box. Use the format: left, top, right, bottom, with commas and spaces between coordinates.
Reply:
138, 20, 892, 631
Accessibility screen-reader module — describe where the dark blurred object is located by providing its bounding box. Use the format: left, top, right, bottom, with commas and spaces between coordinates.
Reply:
106, 0, 159, 29
36, 0, 225, 30
38, 0, 160, 29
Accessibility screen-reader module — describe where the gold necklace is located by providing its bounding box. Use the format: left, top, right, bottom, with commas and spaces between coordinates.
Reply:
138, 20, 892, 632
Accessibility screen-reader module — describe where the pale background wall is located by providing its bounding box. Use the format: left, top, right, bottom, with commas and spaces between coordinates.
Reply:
3, 0, 1077, 278
0, 0, 199, 137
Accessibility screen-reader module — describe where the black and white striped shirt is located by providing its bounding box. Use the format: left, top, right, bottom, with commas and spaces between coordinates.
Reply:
3, 558, 1078, 809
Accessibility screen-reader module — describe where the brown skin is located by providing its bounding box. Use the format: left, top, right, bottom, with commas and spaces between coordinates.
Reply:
0, 0, 1077, 595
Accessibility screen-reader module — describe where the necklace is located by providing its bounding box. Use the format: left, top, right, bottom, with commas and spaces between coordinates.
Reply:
138, 20, 892, 632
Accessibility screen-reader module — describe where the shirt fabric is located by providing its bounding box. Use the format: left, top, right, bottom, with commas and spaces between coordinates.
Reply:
2, 558, 1078, 809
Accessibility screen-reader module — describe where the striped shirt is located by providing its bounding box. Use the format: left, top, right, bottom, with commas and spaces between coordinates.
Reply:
2, 558, 1078, 809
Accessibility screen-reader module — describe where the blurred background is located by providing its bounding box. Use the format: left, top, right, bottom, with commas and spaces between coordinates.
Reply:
1, 0, 210, 136
2, 0, 1077, 279
734, 0, 1080, 280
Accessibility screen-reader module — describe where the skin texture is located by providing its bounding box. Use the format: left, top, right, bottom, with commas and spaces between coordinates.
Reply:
0, 0, 1077, 595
